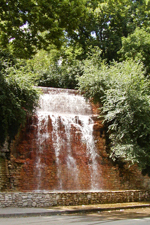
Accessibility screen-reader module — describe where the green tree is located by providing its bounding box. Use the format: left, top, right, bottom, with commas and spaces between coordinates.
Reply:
0, 0, 86, 58
118, 28, 150, 75
69, 0, 150, 62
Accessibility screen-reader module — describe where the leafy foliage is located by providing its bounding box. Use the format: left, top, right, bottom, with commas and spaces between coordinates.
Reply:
28, 47, 83, 89
118, 28, 150, 75
78, 57, 150, 171
69, 0, 150, 62
0, 59, 39, 146
0, 0, 86, 58
1, 0, 150, 173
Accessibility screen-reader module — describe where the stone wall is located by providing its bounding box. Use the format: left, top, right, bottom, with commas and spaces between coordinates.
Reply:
0, 190, 150, 208
0, 157, 9, 191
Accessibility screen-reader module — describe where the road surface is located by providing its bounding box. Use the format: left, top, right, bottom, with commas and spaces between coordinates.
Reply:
0, 214, 150, 225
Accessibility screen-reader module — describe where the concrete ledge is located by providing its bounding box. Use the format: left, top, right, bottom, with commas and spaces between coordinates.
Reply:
0, 190, 150, 208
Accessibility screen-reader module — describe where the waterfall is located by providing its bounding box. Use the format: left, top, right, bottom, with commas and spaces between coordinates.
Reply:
35, 88, 101, 190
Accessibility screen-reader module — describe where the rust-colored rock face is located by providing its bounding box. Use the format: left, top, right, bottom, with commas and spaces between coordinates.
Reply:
10, 88, 102, 191
9, 88, 150, 191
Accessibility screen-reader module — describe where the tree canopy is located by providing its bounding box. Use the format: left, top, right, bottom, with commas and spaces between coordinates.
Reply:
119, 27, 150, 74
1, 0, 150, 174
1, 0, 150, 62
0, 0, 86, 58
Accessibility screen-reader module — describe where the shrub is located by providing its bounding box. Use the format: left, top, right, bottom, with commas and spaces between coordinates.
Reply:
0, 60, 39, 146
78, 58, 150, 172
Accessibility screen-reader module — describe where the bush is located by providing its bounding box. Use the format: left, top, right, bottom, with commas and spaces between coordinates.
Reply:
0, 60, 39, 146
28, 48, 83, 89
78, 58, 150, 171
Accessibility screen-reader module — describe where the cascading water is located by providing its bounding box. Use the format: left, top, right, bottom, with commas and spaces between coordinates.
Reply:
8, 88, 149, 192
34, 88, 102, 191
35, 113, 49, 190
50, 115, 80, 190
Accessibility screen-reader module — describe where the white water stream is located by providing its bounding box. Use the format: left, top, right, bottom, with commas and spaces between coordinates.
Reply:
36, 89, 100, 190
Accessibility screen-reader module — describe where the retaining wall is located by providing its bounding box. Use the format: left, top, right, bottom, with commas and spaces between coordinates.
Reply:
0, 190, 150, 208
0, 157, 9, 191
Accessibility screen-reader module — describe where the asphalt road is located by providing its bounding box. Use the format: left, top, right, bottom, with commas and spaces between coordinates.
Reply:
0, 214, 150, 225
1, 207, 150, 225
